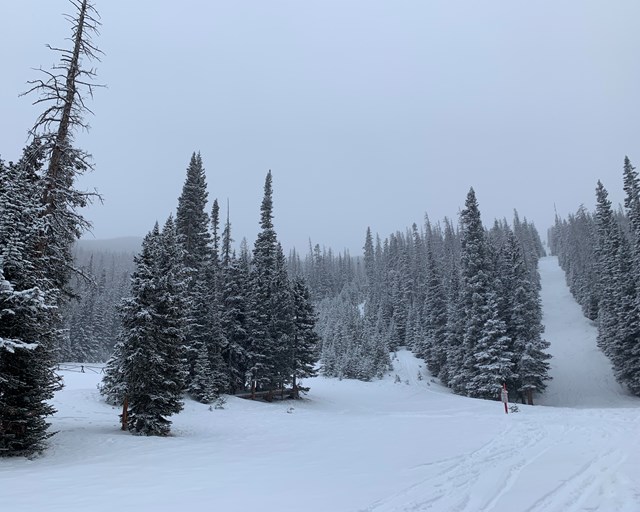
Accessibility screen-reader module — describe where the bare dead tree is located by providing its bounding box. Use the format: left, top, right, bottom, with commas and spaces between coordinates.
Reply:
21, 0, 104, 292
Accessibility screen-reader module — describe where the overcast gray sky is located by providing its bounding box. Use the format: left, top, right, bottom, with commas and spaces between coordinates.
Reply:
2, 1, 639, 254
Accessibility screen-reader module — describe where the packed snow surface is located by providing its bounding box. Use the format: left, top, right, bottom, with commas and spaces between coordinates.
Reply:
2, 256, 639, 511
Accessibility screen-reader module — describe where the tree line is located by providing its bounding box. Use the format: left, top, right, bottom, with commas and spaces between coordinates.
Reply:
549, 156, 640, 395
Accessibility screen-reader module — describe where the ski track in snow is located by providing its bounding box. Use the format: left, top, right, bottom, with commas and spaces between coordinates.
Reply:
2, 256, 640, 512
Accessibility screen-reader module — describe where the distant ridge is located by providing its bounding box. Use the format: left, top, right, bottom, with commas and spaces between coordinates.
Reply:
76, 236, 143, 254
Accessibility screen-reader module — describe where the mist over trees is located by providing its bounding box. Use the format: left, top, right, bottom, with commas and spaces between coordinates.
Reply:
549, 157, 640, 396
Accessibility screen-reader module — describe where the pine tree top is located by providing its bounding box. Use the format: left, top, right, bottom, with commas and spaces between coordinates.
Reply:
260, 170, 274, 231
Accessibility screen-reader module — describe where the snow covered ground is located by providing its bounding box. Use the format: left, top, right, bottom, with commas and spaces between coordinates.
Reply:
2, 256, 640, 511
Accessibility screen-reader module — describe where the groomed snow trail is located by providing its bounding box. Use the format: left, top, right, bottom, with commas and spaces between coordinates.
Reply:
537, 256, 637, 408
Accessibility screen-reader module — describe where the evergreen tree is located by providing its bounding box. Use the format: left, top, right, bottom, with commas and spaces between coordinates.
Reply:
247, 171, 280, 391
270, 243, 295, 388
174, 152, 213, 390
113, 219, 189, 436
421, 244, 448, 377
220, 255, 250, 393
623, 157, 640, 261
453, 188, 494, 395
594, 181, 624, 357
441, 259, 464, 388
594, 181, 640, 393
0, 149, 61, 457
468, 295, 515, 399
363, 227, 376, 297
175, 152, 211, 272
99, 336, 127, 406
0, 268, 58, 456
501, 229, 551, 403
204, 198, 231, 396
620, 157, 640, 393
188, 342, 218, 404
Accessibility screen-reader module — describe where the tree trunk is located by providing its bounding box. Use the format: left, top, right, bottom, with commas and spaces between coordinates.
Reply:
292, 374, 298, 399
121, 394, 128, 431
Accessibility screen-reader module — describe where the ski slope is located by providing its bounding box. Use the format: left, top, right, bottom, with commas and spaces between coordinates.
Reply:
1, 257, 639, 511
538, 256, 637, 408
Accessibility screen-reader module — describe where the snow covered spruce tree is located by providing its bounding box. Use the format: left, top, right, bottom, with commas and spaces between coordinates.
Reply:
103, 219, 189, 436
244, 171, 319, 395
501, 229, 550, 404
219, 228, 251, 394
203, 200, 232, 396
247, 172, 288, 393
289, 277, 320, 395
419, 242, 449, 379
453, 188, 516, 398
174, 152, 224, 403
0, 0, 102, 456
620, 158, 640, 393
439, 219, 464, 388
245, 173, 278, 392
594, 183, 625, 360
0, 151, 61, 457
